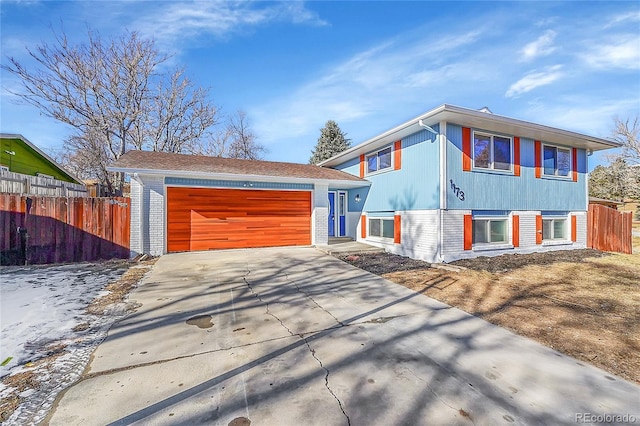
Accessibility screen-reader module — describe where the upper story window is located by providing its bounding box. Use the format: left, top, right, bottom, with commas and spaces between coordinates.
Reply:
367, 146, 392, 174
543, 145, 571, 177
473, 132, 512, 171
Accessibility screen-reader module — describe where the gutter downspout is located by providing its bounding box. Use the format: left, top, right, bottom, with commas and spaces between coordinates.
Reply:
438, 121, 447, 263
418, 120, 448, 263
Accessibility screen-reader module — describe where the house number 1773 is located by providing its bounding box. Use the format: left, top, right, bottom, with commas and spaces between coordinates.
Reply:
450, 179, 465, 201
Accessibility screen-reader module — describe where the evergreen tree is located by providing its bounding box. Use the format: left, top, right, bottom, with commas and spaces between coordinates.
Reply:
309, 120, 351, 164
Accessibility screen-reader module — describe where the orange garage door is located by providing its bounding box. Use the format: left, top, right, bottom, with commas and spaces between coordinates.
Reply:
166, 187, 312, 252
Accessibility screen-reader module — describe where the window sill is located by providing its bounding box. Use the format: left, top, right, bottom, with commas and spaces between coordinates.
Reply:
366, 236, 394, 244
542, 240, 573, 247
473, 243, 514, 252
365, 167, 393, 178
471, 168, 514, 176
541, 175, 572, 181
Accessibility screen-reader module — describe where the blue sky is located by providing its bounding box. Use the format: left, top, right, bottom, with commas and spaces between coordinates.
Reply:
1, 1, 639, 170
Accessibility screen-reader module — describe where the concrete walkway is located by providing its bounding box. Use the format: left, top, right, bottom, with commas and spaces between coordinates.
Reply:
315, 238, 385, 255
46, 247, 640, 425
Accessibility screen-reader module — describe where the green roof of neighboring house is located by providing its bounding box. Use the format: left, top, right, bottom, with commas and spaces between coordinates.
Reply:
0, 133, 82, 184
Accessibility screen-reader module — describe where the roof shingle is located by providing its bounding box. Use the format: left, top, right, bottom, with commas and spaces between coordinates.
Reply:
110, 150, 364, 182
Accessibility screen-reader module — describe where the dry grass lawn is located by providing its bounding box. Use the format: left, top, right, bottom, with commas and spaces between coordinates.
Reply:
341, 247, 640, 384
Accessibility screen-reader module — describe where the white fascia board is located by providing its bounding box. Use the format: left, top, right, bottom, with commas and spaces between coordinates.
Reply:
107, 166, 370, 189
320, 104, 620, 167
437, 105, 620, 152
319, 105, 447, 167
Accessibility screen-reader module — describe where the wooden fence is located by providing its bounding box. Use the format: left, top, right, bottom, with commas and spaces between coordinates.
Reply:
587, 204, 633, 254
0, 194, 130, 265
0, 169, 88, 197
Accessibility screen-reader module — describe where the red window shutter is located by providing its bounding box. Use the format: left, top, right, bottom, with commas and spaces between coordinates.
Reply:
536, 215, 543, 244
534, 141, 542, 178
513, 137, 521, 176
359, 154, 365, 178
462, 127, 472, 171
571, 215, 577, 242
512, 215, 520, 247
394, 215, 401, 244
572, 148, 578, 182
394, 140, 402, 170
361, 215, 367, 239
463, 214, 473, 250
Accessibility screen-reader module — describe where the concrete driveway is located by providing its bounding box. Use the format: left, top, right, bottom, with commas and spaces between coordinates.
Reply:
46, 247, 640, 425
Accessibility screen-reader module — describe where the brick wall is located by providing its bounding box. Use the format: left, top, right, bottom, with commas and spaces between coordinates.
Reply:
312, 184, 328, 245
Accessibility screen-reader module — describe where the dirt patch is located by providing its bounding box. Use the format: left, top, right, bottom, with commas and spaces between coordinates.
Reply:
86, 262, 154, 315
340, 253, 432, 275
339, 249, 640, 384
450, 248, 609, 272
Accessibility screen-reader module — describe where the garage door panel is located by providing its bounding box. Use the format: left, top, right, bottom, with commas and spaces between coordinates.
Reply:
167, 187, 312, 252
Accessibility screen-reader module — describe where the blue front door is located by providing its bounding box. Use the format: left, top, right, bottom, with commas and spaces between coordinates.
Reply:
328, 192, 335, 237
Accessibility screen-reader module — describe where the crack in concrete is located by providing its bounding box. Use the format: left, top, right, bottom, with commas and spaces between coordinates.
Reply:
242, 274, 296, 337
81, 334, 298, 381
404, 366, 477, 426
300, 336, 352, 426
244, 267, 351, 426
286, 273, 346, 327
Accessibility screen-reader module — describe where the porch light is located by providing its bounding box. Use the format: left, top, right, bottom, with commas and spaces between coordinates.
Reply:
355, 194, 361, 203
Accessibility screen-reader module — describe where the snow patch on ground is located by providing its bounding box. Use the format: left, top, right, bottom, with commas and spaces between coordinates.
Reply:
0, 261, 133, 425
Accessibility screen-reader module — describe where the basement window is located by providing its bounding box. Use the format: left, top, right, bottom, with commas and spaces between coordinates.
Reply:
543, 216, 567, 240
473, 218, 508, 244
368, 217, 394, 240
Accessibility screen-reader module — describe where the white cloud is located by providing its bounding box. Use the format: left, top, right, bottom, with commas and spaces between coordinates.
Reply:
582, 35, 640, 70
505, 65, 564, 98
523, 97, 640, 137
251, 29, 487, 143
134, 1, 327, 46
604, 11, 640, 28
521, 30, 557, 61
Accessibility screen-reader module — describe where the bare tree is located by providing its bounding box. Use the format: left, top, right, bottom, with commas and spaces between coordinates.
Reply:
134, 69, 218, 153
2, 28, 218, 194
226, 110, 266, 160
612, 116, 640, 165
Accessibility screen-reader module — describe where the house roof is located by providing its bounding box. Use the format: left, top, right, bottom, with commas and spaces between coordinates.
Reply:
320, 104, 621, 167
589, 197, 624, 205
0, 133, 83, 184
109, 150, 368, 187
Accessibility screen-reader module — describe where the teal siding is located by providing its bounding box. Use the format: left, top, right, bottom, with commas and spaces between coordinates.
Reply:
165, 177, 313, 190
446, 124, 587, 211
335, 128, 440, 212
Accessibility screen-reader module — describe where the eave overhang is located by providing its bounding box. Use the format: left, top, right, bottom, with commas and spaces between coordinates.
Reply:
319, 104, 621, 167
106, 166, 371, 189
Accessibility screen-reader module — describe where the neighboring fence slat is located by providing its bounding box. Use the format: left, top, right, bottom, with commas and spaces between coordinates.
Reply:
0, 170, 87, 197
0, 194, 130, 265
587, 204, 633, 254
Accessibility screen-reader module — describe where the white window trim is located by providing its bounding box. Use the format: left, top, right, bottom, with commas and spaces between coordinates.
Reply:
541, 215, 570, 243
472, 215, 513, 249
365, 145, 394, 176
367, 216, 395, 242
542, 143, 572, 179
472, 130, 514, 174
